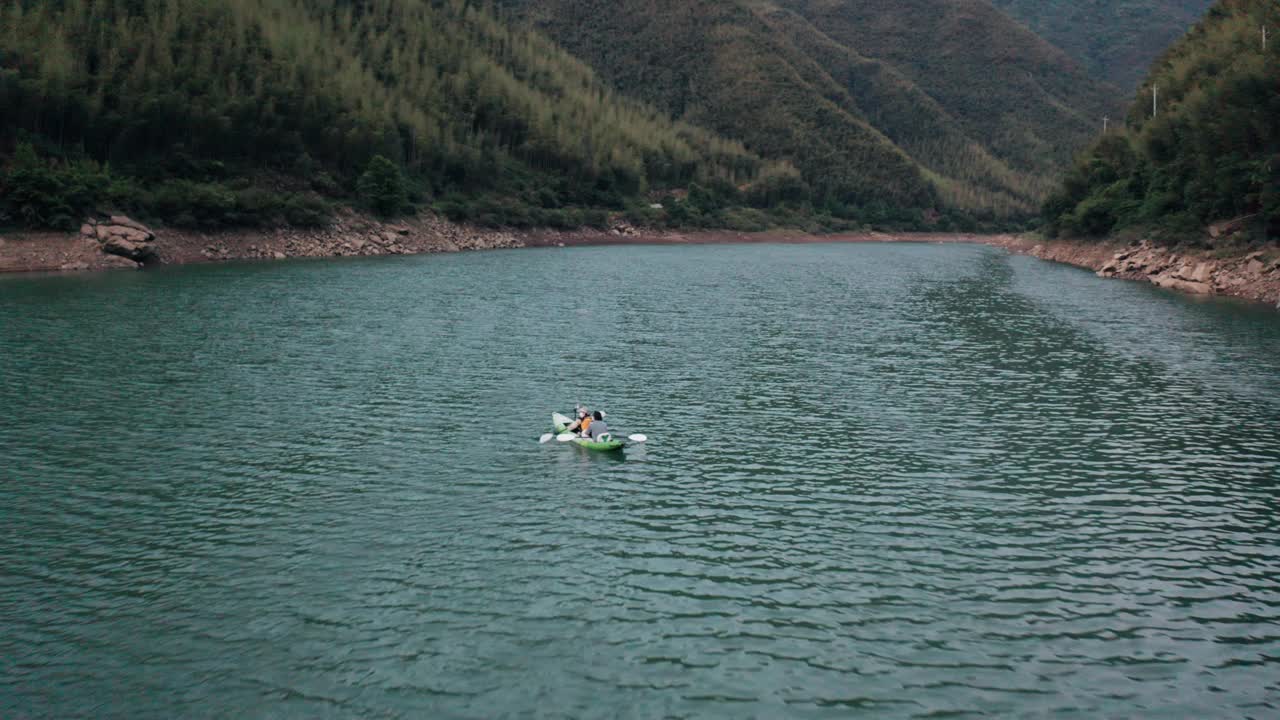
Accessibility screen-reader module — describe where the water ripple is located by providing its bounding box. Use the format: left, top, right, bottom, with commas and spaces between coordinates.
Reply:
2, 244, 1279, 718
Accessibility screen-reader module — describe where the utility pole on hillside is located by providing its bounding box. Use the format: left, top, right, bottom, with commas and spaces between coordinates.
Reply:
1152, 84, 1158, 119
1103, 116, 1109, 134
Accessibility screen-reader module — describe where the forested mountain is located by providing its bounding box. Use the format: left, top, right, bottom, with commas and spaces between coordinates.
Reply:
0, 0, 784, 230
990, 0, 1215, 89
509, 0, 1119, 218
1042, 0, 1278, 242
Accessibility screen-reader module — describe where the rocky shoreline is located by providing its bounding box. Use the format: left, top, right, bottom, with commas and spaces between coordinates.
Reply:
2, 213, 1277, 309
0, 211, 1014, 274
0, 211, 527, 274
987, 234, 1280, 309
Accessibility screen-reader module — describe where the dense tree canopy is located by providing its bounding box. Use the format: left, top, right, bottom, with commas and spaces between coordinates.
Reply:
1042, 0, 1279, 243
0, 0, 787, 229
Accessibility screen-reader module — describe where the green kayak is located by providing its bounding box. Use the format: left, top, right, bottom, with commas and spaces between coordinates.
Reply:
552, 412, 626, 451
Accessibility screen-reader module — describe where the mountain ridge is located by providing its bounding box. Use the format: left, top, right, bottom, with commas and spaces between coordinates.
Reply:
989, 0, 1217, 89
510, 0, 1121, 217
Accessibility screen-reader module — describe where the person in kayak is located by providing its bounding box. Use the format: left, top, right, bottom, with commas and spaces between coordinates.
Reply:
587, 410, 610, 440
567, 406, 592, 436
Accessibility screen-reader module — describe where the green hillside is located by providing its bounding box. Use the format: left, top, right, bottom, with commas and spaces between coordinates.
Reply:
0, 0, 784, 230
1042, 0, 1279, 243
509, 0, 1119, 219
989, 0, 1214, 89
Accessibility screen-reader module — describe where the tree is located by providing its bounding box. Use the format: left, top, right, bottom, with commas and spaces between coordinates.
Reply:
357, 155, 408, 216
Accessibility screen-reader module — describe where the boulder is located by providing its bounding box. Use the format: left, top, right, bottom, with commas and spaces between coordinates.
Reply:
117, 227, 150, 243
95, 220, 153, 245
102, 236, 140, 256
1190, 262, 1213, 283
273, 251, 287, 260
101, 254, 140, 270
102, 236, 159, 264
1152, 274, 1212, 295
108, 215, 150, 233
80, 224, 96, 237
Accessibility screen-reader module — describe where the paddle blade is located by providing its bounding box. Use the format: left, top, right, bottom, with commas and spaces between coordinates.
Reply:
539, 433, 554, 444
628, 434, 647, 443
556, 432, 576, 442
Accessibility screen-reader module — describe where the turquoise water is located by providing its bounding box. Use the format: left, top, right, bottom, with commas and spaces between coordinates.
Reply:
2, 243, 1278, 718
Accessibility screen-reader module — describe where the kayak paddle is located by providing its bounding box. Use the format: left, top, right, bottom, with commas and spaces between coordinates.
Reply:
556, 432, 577, 442
539, 433, 555, 444
628, 434, 648, 443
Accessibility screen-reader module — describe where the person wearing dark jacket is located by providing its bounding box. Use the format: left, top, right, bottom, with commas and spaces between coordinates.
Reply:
587, 411, 610, 440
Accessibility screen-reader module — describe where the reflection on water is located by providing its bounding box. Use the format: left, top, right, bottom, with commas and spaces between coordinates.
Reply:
2, 243, 1279, 718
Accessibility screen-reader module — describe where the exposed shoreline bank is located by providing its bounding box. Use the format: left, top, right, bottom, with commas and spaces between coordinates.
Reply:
2, 213, 1276, 309
0, 212, 1016, 275
983, 234, 1280, 309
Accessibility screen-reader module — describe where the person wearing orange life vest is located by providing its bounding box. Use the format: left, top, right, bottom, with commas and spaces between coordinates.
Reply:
567, 405, 592, 435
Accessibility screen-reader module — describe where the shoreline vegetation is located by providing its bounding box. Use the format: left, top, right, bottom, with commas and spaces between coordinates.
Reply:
2, 212, 1276, 309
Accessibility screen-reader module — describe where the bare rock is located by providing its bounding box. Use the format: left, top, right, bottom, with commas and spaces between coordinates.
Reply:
1190, 261, 1214, 283
108, 215, 151, 233
1152, 274, 1212, 295
1246, 258, 1265, 277
102, 236, 159, 264
59, 261, 90, 272
103, 237, 140, 256
98, 224, 151, 243
80, 224, 96, 237
273, 251, 286, 260
100, 255, 140, 270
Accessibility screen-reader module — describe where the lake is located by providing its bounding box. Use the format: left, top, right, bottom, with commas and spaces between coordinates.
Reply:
2, 242, 1278, 718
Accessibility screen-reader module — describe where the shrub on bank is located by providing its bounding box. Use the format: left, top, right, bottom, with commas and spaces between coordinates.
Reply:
0, 143, 333, 231
0, 143, 109, 230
